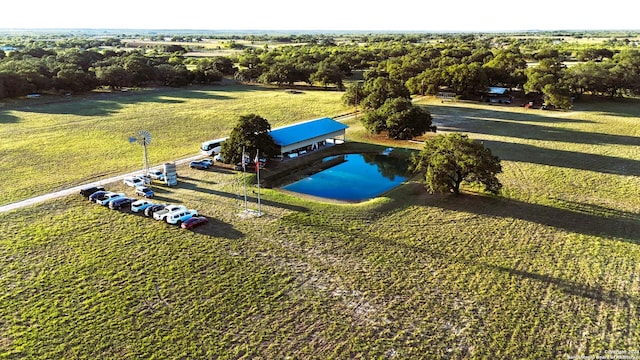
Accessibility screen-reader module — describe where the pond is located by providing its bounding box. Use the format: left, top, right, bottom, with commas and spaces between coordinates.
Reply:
281, 152, 409, 202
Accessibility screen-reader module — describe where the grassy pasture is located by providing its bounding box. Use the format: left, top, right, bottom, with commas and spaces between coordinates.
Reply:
415, 97, 640, 214
121, 38, 305, 57
0, 84, 348, 205
1, 93, 640, 358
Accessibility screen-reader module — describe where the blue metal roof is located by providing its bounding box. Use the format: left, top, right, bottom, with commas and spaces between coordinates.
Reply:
269, 117, 348, 147
488, 86, 508, 95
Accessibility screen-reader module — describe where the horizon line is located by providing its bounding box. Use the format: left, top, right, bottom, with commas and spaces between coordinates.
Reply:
1, 28, 639, 34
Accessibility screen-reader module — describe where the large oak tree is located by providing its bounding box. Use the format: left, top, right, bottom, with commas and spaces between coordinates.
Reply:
220, 114, 279, 164
411, 133, 502, 195
362, 97, 436, 140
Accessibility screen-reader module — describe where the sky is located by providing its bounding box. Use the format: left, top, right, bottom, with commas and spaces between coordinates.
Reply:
2, 0, 638, 32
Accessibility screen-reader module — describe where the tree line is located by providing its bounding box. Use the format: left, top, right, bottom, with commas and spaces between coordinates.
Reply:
0, 41, 235, 98
2, 33, 640, 108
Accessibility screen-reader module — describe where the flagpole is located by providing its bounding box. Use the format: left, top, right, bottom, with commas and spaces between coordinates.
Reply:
242, 146, 248, 211
256, 149, 261, 214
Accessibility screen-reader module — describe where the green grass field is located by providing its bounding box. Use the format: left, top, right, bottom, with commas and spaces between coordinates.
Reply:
0, 84, 348, 205
1, 88, 639, 359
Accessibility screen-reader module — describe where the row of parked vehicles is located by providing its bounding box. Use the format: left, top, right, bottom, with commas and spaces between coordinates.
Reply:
122, 175, 156, 198
190, 156, 267, 172
79, 184, 208, 229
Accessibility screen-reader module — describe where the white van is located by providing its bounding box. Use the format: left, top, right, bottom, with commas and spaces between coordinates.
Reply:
200, 137, 227, 156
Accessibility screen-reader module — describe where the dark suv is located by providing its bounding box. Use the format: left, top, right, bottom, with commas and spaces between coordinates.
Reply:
80, 185, 105, 198
109, 197, 135, 210
88, 190, 108, 202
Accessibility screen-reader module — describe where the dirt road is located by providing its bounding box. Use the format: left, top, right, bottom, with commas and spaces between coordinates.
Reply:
0, 154, 205, 213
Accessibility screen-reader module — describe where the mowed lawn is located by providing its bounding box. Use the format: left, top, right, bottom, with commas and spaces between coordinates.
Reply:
1, 93, 640, 359
0, 84, 348, 205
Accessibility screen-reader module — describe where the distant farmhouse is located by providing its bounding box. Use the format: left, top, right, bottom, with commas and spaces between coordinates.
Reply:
484, 86, 513, 104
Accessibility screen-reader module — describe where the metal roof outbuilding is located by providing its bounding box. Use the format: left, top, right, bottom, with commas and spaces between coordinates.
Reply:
269, 117, 348, 154
487, 86, 509, 95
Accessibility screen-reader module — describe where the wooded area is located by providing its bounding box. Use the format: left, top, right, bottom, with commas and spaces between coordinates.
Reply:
2, 31, 640, 109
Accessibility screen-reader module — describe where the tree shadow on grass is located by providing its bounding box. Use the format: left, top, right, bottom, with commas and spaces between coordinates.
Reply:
179, 181, 309, 213
10, 97, 126, 117
0, 110, 20, 124
205, 166, 236, 175
177, 175, 218, 185
4, 88, 234, 116
276, 187, 637, 306
429, 193, 640, 244
185, 167, 236, 176
427, 104, 595, 125
443, 117, 640, 147
188, 217, 244, 239
427, 104, 640, 147
573, 95, 640, 118
167, 89, 235, 100
485, 140, 640, 177
146, 195, 181, 204
485, 263, 638, 306
363, 226, 637, 306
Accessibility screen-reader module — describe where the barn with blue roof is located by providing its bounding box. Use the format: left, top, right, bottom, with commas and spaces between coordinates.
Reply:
269, 117, 348, 157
